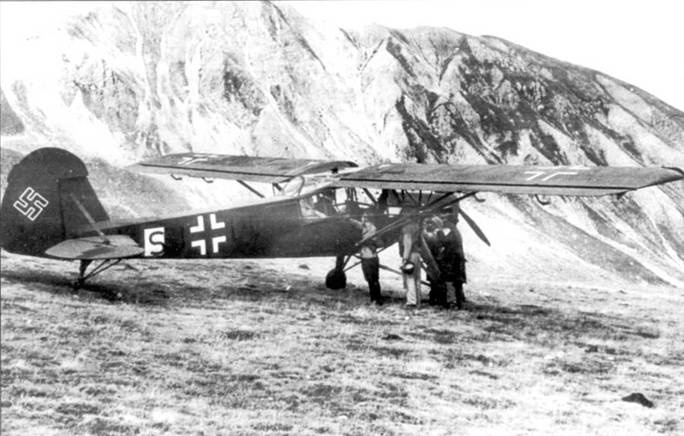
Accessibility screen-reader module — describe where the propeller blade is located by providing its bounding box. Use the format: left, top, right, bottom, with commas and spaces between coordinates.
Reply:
419, 235, 441, 281
458, 208, 491, 247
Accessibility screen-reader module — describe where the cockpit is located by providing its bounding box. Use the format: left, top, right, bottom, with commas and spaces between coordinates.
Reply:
274, 174, 358, 219
298, 186, 382, 220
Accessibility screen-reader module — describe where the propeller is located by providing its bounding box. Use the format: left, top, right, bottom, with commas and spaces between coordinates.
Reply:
457, 207, 491, 247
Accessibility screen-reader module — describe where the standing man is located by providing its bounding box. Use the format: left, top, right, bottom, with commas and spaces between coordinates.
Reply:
351, 211, 383, 305
440, 214, 467, 309
400, 219, 422, 307
424, 216, 448, 308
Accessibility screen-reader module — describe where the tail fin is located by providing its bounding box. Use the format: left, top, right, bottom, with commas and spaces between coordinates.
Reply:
0, 147, 108, 256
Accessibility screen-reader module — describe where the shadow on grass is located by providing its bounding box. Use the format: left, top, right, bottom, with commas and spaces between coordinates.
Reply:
1, 268, 169, 305
460, 301, 660, 345
1, 261, 358, 310
0, 262, 664, 348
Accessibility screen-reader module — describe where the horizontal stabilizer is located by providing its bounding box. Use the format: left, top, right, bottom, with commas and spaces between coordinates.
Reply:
45, 235, 143, 260
129, 153, 358, 183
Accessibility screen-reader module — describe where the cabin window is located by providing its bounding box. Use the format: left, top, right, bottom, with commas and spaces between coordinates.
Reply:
299, 189, 339, 218
281, 176, 305, 196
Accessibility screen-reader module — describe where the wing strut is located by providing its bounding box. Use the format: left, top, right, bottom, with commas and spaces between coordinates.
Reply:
362, 188, 377, 205
378, 263, 431, 287
344, 245, 392, 272
345, 191, 478, 268
236, 180, 265, 198
344, 251, 431, 286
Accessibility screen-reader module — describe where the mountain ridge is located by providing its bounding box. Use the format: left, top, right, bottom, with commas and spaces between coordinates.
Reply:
1, 1, 682, 286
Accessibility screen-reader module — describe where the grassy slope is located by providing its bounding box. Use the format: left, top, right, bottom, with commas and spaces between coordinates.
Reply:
1, 252, 683, 435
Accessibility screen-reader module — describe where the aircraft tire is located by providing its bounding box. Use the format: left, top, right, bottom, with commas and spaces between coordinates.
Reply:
325, 268, 346, 290
71, 278, 84, 291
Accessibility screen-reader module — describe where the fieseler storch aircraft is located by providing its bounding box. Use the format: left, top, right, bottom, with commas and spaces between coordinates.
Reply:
1, 147, 682, 289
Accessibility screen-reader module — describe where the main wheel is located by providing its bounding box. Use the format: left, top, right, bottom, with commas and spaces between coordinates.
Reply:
325, 268, 347, 290
71, 278, 85, 291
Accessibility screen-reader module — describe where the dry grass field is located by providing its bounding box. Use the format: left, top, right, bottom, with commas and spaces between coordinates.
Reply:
1, 250, 683, 435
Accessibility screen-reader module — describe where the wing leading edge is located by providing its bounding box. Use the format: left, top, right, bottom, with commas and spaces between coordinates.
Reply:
335, 164, 684, 196
130, 153, 683, 196
129, 153, 358, 183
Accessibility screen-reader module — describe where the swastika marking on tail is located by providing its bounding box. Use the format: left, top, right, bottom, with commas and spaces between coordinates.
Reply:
13, 187, 49, 221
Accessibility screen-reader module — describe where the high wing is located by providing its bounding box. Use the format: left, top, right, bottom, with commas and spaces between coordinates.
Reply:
130, 152, 682, 196
335, 163, 684, 196
129, 153, 358, 183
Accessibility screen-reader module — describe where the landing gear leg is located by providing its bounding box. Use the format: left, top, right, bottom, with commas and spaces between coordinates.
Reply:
325, 255, 347, 290
73, 260, 92, 290
71, 258, 122, 290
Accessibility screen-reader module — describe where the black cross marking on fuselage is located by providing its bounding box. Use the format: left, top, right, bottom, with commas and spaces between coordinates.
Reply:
189, 213, 227, 256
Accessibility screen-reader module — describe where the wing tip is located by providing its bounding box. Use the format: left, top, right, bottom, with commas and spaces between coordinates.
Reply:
663, 166, 684, 179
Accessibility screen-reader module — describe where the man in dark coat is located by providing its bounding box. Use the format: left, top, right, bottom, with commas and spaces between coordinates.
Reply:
424, 216, 448, 308
440, 214, 467, 309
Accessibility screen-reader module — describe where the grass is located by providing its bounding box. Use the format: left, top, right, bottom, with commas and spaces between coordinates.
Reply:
1, 251, 683, 435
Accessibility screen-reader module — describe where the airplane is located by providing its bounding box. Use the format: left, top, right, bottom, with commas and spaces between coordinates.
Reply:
1, 147, 682, 291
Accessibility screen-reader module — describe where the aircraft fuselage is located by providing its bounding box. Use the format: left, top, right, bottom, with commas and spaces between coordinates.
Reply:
92, 195, 385, 260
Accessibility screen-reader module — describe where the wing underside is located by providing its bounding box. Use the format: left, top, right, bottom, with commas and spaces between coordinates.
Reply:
129, 153, 683, 196
129, 153, 358, 183
335, 164, 683, 196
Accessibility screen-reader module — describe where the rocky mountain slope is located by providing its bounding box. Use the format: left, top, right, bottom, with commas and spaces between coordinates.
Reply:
1, 1, 683, 286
